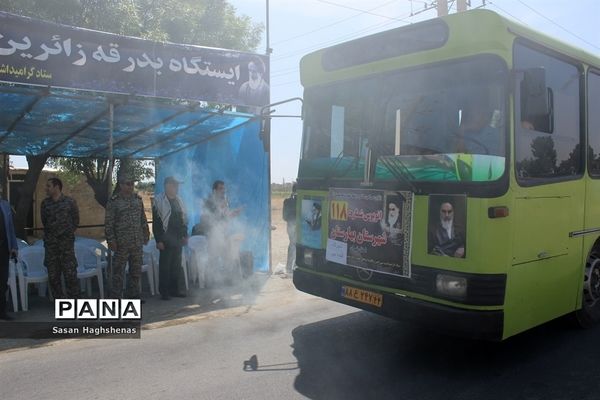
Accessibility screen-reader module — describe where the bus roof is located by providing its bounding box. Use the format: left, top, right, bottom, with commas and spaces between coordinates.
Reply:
299, 9, 600, 88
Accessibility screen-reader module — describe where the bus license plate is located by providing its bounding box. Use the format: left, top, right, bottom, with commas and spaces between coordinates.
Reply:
341, 286, 383, 308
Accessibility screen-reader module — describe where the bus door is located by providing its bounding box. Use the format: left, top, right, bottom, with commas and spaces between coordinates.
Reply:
509, 41, 584, 331
583, 70, 600, 302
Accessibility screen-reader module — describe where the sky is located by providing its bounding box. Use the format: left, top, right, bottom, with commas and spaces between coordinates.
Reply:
10, 0, 600, 183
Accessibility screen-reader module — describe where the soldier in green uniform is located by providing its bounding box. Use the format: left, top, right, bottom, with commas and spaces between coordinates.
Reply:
41, 177, 80, 299
105, 173, 150, 299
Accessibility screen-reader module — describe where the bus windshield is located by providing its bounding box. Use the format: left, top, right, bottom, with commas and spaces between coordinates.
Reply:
300, 55, 507, 182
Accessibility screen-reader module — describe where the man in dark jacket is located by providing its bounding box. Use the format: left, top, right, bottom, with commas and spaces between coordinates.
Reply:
282, 184, 297, 275
152, 177, 188, 300
0, 197, 18, 320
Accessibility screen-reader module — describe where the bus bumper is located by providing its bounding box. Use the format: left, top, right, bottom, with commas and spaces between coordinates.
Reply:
293, 268, 504, 341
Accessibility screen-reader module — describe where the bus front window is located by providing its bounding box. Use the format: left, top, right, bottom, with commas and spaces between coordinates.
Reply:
300, 55, 507, 183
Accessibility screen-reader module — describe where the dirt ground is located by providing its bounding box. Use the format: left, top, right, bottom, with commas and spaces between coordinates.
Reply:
270, 195, 290, 268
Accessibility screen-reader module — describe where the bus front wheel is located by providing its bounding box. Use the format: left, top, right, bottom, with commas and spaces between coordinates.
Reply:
575, 252, 600, 328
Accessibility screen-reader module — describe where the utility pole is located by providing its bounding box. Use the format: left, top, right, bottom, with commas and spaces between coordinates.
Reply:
436, 0, 470, 16
266, 0, 272, 55
437, 0, 448, 16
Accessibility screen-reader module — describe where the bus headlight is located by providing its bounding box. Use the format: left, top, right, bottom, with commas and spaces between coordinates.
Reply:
303, 249, 314, 267
436, 274, 467, 299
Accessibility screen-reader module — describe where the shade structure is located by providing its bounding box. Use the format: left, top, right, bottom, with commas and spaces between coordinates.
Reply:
0, 11, 271, 272
0, 85, 258, 159
0, 84, 270, 272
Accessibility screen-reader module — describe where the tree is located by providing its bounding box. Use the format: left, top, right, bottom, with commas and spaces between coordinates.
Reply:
14, 155, 48, 239
516, 136, 558, 178
47, 157, 154, 208
0, 0, 263, 234
0, 0, 263, 51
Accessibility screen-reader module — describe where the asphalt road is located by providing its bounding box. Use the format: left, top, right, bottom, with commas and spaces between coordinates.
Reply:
2, 278, 600, 400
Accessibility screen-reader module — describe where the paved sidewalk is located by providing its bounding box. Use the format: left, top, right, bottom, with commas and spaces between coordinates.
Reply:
0, 272, 298, 352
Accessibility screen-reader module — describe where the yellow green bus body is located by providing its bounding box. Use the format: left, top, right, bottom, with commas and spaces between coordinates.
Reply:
292, 10, 600, 340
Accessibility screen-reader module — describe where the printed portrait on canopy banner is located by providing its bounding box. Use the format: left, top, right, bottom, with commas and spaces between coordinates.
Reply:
326, 188, 412, 277
428, 194, 467, 258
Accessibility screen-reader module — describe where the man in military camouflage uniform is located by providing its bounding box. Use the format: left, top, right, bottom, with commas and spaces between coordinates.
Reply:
105, 174, 150, 299
41, 177, 80, 299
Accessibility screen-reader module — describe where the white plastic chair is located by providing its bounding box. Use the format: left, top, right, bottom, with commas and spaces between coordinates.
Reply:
144, 239, 188, 292
11, 239, 28, 310
182, 247, 189, 291
187, 235, 208, 288
139, 251, 156, 296
76, 238, 109, 278
143, 252, 156, 296
17, 246, 50, 311
74, 244, 104, 298
7, 259, 19, 312
144, 239, 160, 294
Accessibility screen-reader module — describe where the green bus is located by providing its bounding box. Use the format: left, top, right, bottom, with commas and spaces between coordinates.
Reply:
291, 9, 600, 340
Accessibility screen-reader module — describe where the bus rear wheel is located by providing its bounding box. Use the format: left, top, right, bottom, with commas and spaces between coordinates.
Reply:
575, 252, 600, 328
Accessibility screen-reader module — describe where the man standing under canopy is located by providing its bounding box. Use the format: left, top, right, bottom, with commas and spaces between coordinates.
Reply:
203, 180, 243, 286
41, 178, 80, 299
105, 173, 150, 299
0, 193, 17, 320
153, 176, 188, 300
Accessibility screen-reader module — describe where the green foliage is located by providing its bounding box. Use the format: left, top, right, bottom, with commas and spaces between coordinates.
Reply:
0, 0, 263, 51
47, 157, 154, 185
136, 180, 155, 192
117, 159, 154, 182
54, 168, 81, 187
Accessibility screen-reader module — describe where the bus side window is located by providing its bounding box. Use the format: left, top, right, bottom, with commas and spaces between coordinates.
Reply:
514, 42, 582, 181
588, 71, 600, 176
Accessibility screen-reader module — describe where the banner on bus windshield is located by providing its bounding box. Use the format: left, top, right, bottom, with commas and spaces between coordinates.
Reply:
326, 188, 412, 277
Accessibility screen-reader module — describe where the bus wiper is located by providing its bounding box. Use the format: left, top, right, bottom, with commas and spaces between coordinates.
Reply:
368, 140, 419, 194
322, 150, 357, 183
379, 155, 420, 194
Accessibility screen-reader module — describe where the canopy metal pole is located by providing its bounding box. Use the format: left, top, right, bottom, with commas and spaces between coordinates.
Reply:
107, 102, 114, 284
0, 153, 7, 200
107, 103, 114, 196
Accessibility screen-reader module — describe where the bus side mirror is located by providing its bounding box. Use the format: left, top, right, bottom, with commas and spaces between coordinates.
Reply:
260, 116, 271, 152
521, 68, 554, 132
521, 67, 549, 118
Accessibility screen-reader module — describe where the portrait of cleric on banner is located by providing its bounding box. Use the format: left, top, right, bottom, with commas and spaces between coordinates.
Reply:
380, 195, 404, 247
427, 195, 467, 258
238, 56, 270, 109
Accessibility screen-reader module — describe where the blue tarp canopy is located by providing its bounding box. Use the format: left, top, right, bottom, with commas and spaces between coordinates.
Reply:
0, 83, 270, 272
0, 85, 257, 159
